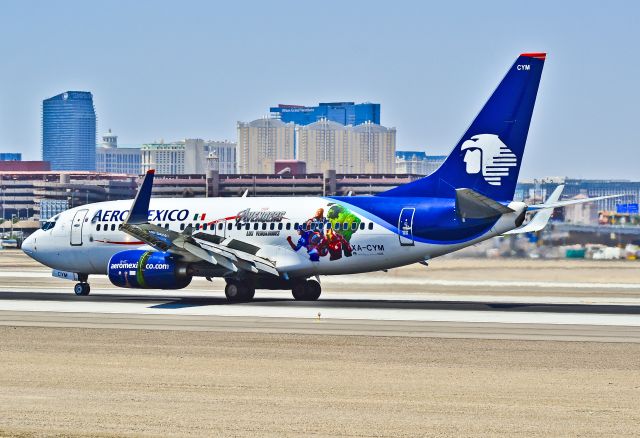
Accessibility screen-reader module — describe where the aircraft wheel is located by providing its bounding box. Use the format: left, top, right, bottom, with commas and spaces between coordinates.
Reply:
292, 280, 321, 301
74, 282, 90, 296
225, 281, 254, 303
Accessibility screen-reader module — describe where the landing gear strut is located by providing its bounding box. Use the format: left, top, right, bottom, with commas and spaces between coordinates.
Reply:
224, 280, 255, 303
292, 279, 321, 301
74, 274, 90, 296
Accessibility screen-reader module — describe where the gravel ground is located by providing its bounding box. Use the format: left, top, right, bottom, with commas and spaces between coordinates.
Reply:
0, 327, 639, 437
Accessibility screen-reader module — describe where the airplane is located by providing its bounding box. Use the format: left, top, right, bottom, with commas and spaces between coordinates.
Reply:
21, 52, 620, 302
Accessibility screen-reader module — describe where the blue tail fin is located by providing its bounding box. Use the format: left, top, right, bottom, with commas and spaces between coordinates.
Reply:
381, 53, 546, 201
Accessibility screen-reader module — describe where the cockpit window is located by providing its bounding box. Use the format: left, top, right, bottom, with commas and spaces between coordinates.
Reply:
41, 214, 59, 231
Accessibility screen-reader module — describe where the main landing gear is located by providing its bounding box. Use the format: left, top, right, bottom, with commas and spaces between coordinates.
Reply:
292, 279, 322, 301
223, 278, 322, 303
224, 280, 255, 303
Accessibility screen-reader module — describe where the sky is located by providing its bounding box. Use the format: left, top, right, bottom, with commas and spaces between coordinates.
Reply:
0, 0, 638, 179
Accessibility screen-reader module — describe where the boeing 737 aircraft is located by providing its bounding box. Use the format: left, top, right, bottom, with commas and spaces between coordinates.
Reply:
21, 53, 618, 302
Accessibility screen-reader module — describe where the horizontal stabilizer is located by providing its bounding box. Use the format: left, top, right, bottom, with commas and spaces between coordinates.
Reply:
504, 185, 564, 235
455, 188, 514, 220
528, 194, 623, 210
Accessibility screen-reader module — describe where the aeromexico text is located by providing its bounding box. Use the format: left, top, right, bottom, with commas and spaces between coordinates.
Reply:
92, 208, 287, 223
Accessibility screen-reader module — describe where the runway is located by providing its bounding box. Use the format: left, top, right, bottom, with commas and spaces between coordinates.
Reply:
1, 286, 639, 342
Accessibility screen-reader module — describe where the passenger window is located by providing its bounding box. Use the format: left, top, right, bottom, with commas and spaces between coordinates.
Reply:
343, 222, 348, 230
262, 223, 267, 230
277, 223, 283, 230
96, 224, 101, 231
165, 224, 169, 229
180, 223, 185, 231
270, 223, 275, 230
218, 223, 223, 230
195, 223, 200, 230
111, 224, 116, 231
203, 223, 208, 230
335, 223, 341, 230
227, 223, 232, 230
236, 223, 241, 230
359, 222, 365, 230
254, 223, 259, 230
326, 222, 332, 230
245, 223, 250, 230
351, 223, 357, 230
368, 222, 373, 230
285, 223, 291, 230
294, 222, 299, 230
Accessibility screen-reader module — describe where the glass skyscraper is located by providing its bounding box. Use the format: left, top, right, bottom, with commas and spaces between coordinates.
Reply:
42, 91, 96, 171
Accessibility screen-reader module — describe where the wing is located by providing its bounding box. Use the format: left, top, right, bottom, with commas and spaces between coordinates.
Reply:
120, 170, 279, 277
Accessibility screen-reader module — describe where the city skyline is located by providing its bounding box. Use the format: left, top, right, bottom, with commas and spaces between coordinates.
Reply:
1, 1, 639, 179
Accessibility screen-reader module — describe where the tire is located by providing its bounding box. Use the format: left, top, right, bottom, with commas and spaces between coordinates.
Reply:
292, 280, 321, 301
292, 282, 307, 300
225, 281, 254, 303
74, 283, 90, 296
304, 280, 321, 301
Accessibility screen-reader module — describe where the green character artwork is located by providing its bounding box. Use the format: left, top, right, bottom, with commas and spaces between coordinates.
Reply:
326, 204, 361, 241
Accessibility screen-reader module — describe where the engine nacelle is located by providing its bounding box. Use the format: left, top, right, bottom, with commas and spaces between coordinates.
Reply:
108, 250, 192, 289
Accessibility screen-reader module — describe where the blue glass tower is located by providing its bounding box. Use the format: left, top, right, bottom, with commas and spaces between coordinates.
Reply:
270, 102, 380, 126
42, 91, 96, 171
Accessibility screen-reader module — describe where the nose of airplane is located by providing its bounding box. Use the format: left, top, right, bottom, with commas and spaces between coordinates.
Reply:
21, 232, 36, 257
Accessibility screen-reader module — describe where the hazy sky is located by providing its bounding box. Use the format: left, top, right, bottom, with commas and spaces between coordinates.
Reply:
1, 0, 638, 179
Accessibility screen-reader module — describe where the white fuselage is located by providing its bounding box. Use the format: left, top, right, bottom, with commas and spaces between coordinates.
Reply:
22, 196, 526, 279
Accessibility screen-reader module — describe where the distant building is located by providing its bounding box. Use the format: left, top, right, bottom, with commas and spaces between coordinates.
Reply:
0, 171, 136, 220
42, 91, 96, 171
0, 153, 21, 161
297, 119, 396, 174
101, 129, 118, 149
141, 139, 236, 175
205, 140, 236, 174
96, 130, 142, 175
0, 161, 51, 172
396, 151, 446, 176
237, 119, 295, 174
270, 102, 380, 126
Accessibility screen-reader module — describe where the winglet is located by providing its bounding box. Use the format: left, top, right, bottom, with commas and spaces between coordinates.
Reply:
125, 169, 155, 224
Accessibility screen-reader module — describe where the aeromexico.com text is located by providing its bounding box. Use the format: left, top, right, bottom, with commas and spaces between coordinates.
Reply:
110, 261, 170, 270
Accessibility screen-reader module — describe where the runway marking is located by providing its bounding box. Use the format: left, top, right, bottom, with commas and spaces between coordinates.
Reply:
4, 287, 640, 306
2, 270, 640, 290
0, 298, 638, 327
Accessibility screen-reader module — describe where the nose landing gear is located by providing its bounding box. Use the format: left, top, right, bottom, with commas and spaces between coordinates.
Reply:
74, 274, 90, 296
74, 282, 91, 296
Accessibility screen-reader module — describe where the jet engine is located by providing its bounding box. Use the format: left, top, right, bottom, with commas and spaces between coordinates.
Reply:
107, 250, 192, 289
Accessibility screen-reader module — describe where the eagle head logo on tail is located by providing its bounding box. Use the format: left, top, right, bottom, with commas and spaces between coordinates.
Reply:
461, 134, 517, 186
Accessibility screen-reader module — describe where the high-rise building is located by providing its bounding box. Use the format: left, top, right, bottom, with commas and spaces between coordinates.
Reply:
297, 120, 396, 174
42, 91, 96, 171
395, 152, 446, 175
205, 140, 237, 174
96, 129, 142, 175
141, 139, 236, 175
270, 102, 380, 126
0, 153, 21, 161
237, 119, 295, 174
